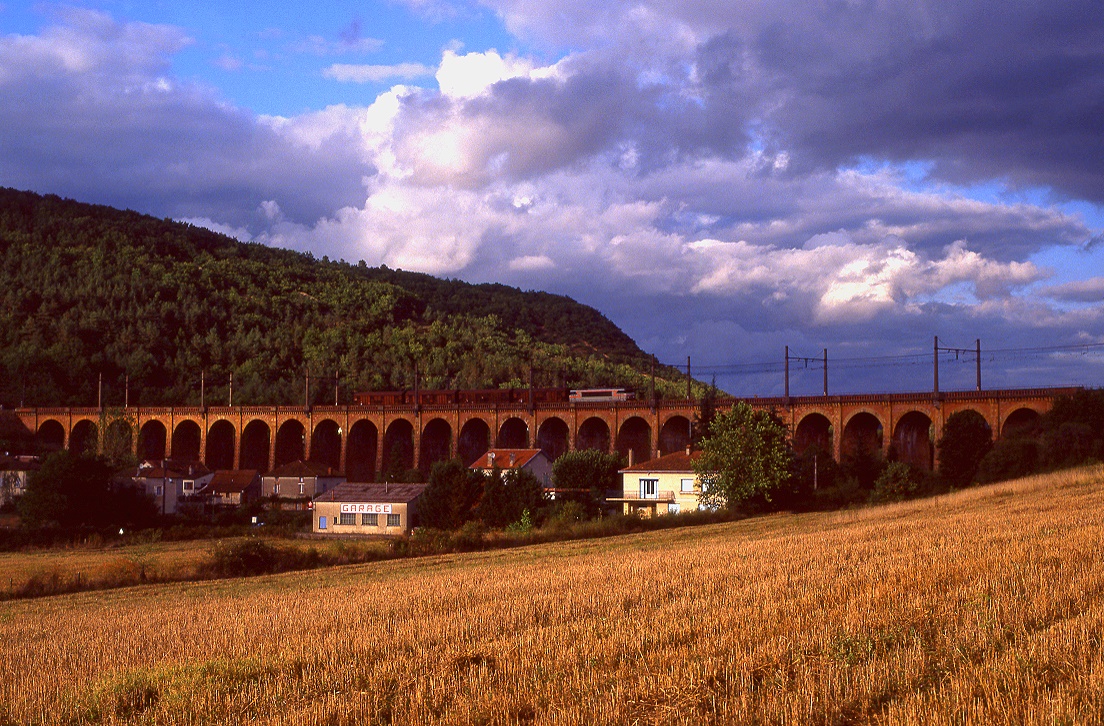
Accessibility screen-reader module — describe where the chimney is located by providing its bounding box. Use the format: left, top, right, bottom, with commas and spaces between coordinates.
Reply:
488, 452, 496, 466
685, 444, 692, 455
509, 453, 516, 467
628, 449, 634, 467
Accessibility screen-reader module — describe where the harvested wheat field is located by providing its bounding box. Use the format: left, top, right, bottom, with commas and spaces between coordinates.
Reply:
3, 467, 1104, 725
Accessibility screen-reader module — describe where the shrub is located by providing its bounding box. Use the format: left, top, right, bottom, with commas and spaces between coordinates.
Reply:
870, 462, 925, 503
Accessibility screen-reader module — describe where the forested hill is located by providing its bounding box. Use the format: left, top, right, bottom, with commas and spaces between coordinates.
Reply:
0, 188, 687, 407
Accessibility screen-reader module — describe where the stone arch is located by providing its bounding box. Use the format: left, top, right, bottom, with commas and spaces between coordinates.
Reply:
536, 417, 570, 462
577, 417, 611, 452
893, 411, 934, 472
274, 420, 306, 468
1002, 408, 1041, 438
497, 417, 529, 448
171, 420, 202, 462
420, 418, 452, 475
383, 419, 414, 478
346, 420, 378, 482
35, 420, 65, 454
206, 420, 236, 470
458, 418, 491, 466
138, 420, 167, 461
311, 419, 342, 471
616, 417, 651, 465
794, 413, 832, 456
69, 419, 98, 456
842, 412, 883, 459
240, 420, 271, 472
658, 415, 691, 456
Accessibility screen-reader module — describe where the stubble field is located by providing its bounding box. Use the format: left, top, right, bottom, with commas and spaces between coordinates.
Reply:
2, 467, 1103, 725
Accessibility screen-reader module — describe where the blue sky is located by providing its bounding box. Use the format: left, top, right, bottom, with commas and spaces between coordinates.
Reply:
2, 0, 1103, 394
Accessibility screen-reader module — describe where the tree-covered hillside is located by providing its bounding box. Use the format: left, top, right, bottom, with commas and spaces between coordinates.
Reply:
0, 188, 691, 407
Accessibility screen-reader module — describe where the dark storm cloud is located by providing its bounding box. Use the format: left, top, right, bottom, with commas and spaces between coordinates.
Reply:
0, 10, 371, 231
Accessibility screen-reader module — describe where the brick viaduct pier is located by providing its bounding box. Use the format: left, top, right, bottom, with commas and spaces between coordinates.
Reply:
12, 387, 1075, 480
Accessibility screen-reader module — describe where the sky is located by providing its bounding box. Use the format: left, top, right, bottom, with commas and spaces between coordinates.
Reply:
2, 0, 1103, 396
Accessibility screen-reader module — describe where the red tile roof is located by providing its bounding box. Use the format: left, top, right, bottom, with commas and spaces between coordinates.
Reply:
469, 449, 545, 470
620, 450, 701, 473
205, 470, 260, 494
268, 460, 338, 478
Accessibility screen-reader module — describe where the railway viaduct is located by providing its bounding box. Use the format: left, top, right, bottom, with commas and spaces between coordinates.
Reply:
10, 387, 1075, 480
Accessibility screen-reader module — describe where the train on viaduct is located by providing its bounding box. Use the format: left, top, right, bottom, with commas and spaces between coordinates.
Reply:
10, 386, 1075, 481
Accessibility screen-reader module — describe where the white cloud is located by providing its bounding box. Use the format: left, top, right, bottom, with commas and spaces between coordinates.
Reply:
324, 62, 434, 83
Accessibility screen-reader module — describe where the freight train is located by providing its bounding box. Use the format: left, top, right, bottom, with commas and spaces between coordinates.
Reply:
352, 388, 635, 406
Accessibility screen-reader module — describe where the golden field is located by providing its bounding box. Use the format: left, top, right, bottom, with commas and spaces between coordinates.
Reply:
2, 467, 1104, 725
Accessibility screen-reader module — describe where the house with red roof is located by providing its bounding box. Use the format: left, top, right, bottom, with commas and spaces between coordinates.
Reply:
469, 448, 553, 488
199, 470, 261, 508
609, 448, 703, 517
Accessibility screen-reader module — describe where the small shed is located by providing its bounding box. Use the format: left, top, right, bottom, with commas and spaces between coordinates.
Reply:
313, 482, 427, 536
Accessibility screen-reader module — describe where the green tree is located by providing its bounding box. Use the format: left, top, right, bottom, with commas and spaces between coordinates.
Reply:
937, 410, 993, 487
420, 459, 485, 530
18, 451, 155, 529
475, 468, 546, 528
694, 403, 793, 510
551, 449, 623, 517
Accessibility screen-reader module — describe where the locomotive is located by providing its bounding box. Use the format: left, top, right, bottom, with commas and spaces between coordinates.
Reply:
352, 388, 635, 406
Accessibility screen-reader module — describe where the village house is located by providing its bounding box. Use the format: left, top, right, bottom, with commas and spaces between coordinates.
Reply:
199, 470, 262, 508
609, 448, 703, 517
469, 448, 553, 488
261, 460, 344, 510
313, 482, 427, 536
0, 455, 39, 506
131, 460, 214, 515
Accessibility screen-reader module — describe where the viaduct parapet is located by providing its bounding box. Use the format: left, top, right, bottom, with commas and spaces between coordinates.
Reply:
12, 387, 1076, 479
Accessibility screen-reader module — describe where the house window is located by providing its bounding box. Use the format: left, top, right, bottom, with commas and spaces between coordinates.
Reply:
668, 502, 680, 515
273, 482, 280, 496
154, 484, 163, 496
339, 512, 356, 526
299, 482, 306, 495
386, 513, 401, 528
640, 478, 658, 499
362, 513, 378, 526
183, 480, 194, 492
681, 478, 695, 493
319, 516, 327, 530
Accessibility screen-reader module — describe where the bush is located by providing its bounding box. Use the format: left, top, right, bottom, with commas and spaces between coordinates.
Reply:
205, 539, 306, 577
938, 410, 993, 487
976, 437, 1041, 483
870, 462, 925, 503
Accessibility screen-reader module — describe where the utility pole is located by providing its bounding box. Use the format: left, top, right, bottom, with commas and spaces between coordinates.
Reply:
124, 374, 129, 408
200, 370, 205, 410
933, 336, 939, 395
304, 369, 310, 409
413, 362, 420, 414
686, 356, 691, 401
823, 348, 828, 397
98, 372, 103, 410
650, 355, 657, 411
229, 372, 233, 407
976, 339, 982, 391
334, 370, 339, 406
784, 346, 790, 399
528, 363, 535, 414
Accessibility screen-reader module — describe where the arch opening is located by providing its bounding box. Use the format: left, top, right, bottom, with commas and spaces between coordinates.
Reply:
420, 419, 452, 475
577, 417, 611, 452
69, 420, 98, 457
35, 420, 65, 454
382, 419, 414, 480
346, 420, 378, 482
616, 417, 651, 466
893, 411, 934, 472
497, 417, 529, 448
842, 412, 884, 459
171, 421, 202, 462
206, 420, 236, 470
536, 417, 569, 462
311, 420, 342, 471
274, 420, 306, 468
1002, 408, 1041, 439
458, 418, 490, 466
658, 416, 691, 456
138, 420, 167, 461
794, 414, 832, 456
240, 420, 271, 472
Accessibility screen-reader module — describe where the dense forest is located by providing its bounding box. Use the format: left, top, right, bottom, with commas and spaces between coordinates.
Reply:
0, 188, 695, 407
